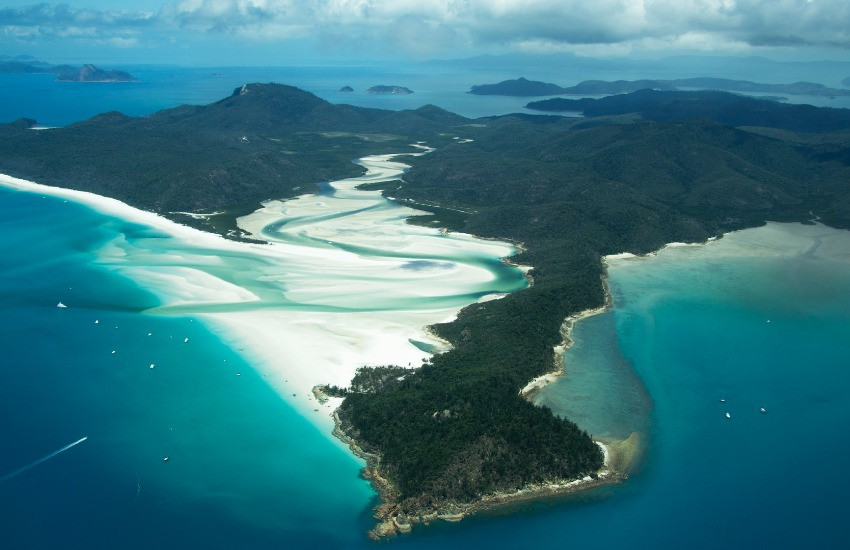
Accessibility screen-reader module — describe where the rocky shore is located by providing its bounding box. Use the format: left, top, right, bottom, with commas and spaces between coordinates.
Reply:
333, 405, 634, 540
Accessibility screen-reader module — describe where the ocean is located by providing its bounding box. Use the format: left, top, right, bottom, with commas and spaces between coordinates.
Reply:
3, 57, 850, 127
1, 63, 850, 548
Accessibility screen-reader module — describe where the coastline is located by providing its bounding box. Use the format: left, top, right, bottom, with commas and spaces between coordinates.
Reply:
334, 398, 634, 540
3, 161, 640, 541
0, 153, 526, 435
520, 232, 729, 403
520, 274, 614, 401
334, 267, 643, 540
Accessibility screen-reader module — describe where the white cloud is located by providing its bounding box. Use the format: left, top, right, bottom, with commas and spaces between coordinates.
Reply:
1, 0, 848, 57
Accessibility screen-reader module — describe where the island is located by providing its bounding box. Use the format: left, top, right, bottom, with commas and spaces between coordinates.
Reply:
0, 59, 137, 82
338, 85, 354, 92
366, 85, 414, 94
468, 76, 567, 96
469, 76, 850, 97
1, 84, 848, 539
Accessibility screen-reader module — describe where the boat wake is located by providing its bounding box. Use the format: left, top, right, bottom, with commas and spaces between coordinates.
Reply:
0, 436, 88, 484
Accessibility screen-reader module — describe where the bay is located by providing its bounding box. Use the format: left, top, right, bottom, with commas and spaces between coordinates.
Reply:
535, 223, 850, 547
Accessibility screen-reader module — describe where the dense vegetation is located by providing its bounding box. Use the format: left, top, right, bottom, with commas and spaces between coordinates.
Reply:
0, 84, 462, 235
2, 85, 849, 521
338, 90, 850, 515
526, 89, 850, 133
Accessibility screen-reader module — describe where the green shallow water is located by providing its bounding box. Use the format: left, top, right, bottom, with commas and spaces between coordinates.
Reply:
532, 222, 850, 547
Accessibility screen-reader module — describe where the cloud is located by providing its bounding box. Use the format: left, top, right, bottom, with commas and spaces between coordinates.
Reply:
1, 0, 849, 57
0, 3, 155, 45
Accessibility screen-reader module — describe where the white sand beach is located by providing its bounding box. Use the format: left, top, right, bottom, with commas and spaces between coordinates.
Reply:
0, 150, 527, 436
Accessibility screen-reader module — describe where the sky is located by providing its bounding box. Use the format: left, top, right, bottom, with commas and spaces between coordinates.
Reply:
1, 0, 849, 66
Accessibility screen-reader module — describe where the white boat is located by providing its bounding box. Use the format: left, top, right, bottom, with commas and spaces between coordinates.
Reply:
725, 412, 731, 419
56, 302, 67, 308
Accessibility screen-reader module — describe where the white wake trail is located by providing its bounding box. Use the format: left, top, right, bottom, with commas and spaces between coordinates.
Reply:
0, 436, 88, 484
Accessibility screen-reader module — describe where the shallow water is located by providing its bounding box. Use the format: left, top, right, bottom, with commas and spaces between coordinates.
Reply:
534, 223, 850, 547
0, 190, 376, 548
0, 151, 528, 548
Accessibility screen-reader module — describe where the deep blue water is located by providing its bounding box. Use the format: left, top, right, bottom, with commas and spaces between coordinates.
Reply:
2, 68, 850, 549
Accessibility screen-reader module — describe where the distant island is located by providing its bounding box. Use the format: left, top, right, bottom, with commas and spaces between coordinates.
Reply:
0, 59, 137, 82
468, 77, 567, 96
2, 84, 849, 539
338, 85, 354, 92
366, 85, 413, 94
469, 76, 850, 97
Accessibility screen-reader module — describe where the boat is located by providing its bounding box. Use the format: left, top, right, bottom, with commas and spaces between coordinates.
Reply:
56, 302, 67, 308
163, 456, 169, 462
725, 412, 731, 419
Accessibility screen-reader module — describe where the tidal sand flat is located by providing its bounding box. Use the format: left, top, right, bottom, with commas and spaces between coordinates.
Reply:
0, 149, 527, 432
0, 150, 527, 547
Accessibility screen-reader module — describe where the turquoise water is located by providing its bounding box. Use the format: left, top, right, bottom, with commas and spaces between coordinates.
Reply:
0, 190, 376, 548
534, 225, 850, 547
5, 187, 849, 549
3, 70, 850, 548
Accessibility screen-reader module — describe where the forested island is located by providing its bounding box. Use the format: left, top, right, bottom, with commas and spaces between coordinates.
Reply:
469, 76, 567, 96
1, 84, 849, 537
0, 59, 137, 82
366, 85, 414, 94
470, 76, 850, 97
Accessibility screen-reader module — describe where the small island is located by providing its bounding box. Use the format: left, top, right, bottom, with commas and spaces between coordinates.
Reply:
0, 59, 137, 82
366, 85, 413, 94
338, 85, 354, 92
55, 64, 137, 82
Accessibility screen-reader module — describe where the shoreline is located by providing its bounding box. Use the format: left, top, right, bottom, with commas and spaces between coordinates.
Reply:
333, 267, 643, 540
521, 231, 730, 403
333, 400, 634, 540
0, 153, 526, 437
3, 159, 638, 541
520, 273, 614, 401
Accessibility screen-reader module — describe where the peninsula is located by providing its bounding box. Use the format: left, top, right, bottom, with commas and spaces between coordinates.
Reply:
1, 84, 848, 538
